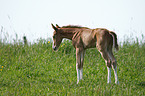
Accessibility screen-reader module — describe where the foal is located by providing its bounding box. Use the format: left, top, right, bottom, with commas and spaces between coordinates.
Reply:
51, 24, 119, 84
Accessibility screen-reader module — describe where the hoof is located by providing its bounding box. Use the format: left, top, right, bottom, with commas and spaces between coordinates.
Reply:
77, 81, 79, 84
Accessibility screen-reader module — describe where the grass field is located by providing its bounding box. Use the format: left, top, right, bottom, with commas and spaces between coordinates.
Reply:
0, 36, 145, 96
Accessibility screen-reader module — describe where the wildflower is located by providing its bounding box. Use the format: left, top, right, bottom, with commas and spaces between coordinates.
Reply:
2, 66, 3, 69
0, 69, 2, 71
61, 44, 65, 47
48, 41, 50, 43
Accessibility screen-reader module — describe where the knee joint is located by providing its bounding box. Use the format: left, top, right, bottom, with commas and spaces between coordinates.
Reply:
112, 60, 117, 69
106, 60, 111, 67
76, 63, 81, 69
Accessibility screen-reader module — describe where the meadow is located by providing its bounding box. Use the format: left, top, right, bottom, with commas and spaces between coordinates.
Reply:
0, 36, 145, 96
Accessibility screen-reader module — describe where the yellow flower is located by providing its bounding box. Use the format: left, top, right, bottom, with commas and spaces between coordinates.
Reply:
48, 41, 50, 43
2, 66, 3, 68
0, 69, 2, 71
61, 44, 65, 47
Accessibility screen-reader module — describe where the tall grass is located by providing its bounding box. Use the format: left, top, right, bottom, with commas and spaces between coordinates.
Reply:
0, 35, 145, 95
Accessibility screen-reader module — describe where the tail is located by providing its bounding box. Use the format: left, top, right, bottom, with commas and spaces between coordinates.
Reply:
109, 31, 119, 51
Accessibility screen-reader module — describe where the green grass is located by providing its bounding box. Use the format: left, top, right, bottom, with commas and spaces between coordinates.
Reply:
0, 38, 145, 96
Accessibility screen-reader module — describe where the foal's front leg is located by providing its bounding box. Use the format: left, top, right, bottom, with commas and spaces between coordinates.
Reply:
80, 50, 85, 80
76, 48, 84, 84
76, 48, 81, 84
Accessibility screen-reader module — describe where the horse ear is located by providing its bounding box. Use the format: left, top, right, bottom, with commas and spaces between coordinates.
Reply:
51, 23, 58, 31
56, 24, 60, 28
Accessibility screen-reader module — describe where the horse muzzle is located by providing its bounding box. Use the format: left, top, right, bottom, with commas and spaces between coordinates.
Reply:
52, 46, 58, 51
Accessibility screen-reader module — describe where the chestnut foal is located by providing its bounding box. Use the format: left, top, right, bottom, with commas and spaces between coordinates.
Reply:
51, 24, 119, 84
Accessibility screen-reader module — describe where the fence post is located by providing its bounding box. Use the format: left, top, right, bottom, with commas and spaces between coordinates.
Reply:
23, 36, 28, 45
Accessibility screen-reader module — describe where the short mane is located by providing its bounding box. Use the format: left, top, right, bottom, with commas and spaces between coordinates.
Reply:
62, 25, 89, 29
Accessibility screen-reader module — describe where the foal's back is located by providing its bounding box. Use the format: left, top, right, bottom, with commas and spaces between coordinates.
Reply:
78, 28, 111, 49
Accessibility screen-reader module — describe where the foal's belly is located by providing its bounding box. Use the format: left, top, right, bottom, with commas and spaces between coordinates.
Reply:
83, 39, 96, 49
81, 30, 96, 49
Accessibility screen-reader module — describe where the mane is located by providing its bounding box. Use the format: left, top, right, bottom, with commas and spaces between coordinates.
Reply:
62, 25, 89, 29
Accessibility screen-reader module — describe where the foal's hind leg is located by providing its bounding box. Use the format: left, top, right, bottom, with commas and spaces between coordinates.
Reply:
98, 49, 112, 84
108, 50, 119, 84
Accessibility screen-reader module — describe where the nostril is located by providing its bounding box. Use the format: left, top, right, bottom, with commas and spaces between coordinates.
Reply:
53, 47, 56, 51
53, 46, 57, 51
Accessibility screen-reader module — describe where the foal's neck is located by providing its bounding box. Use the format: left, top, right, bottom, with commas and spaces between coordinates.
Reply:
60, 28, 76, 40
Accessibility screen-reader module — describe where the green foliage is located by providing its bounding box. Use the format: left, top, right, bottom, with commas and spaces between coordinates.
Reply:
0, 37, 145, 96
